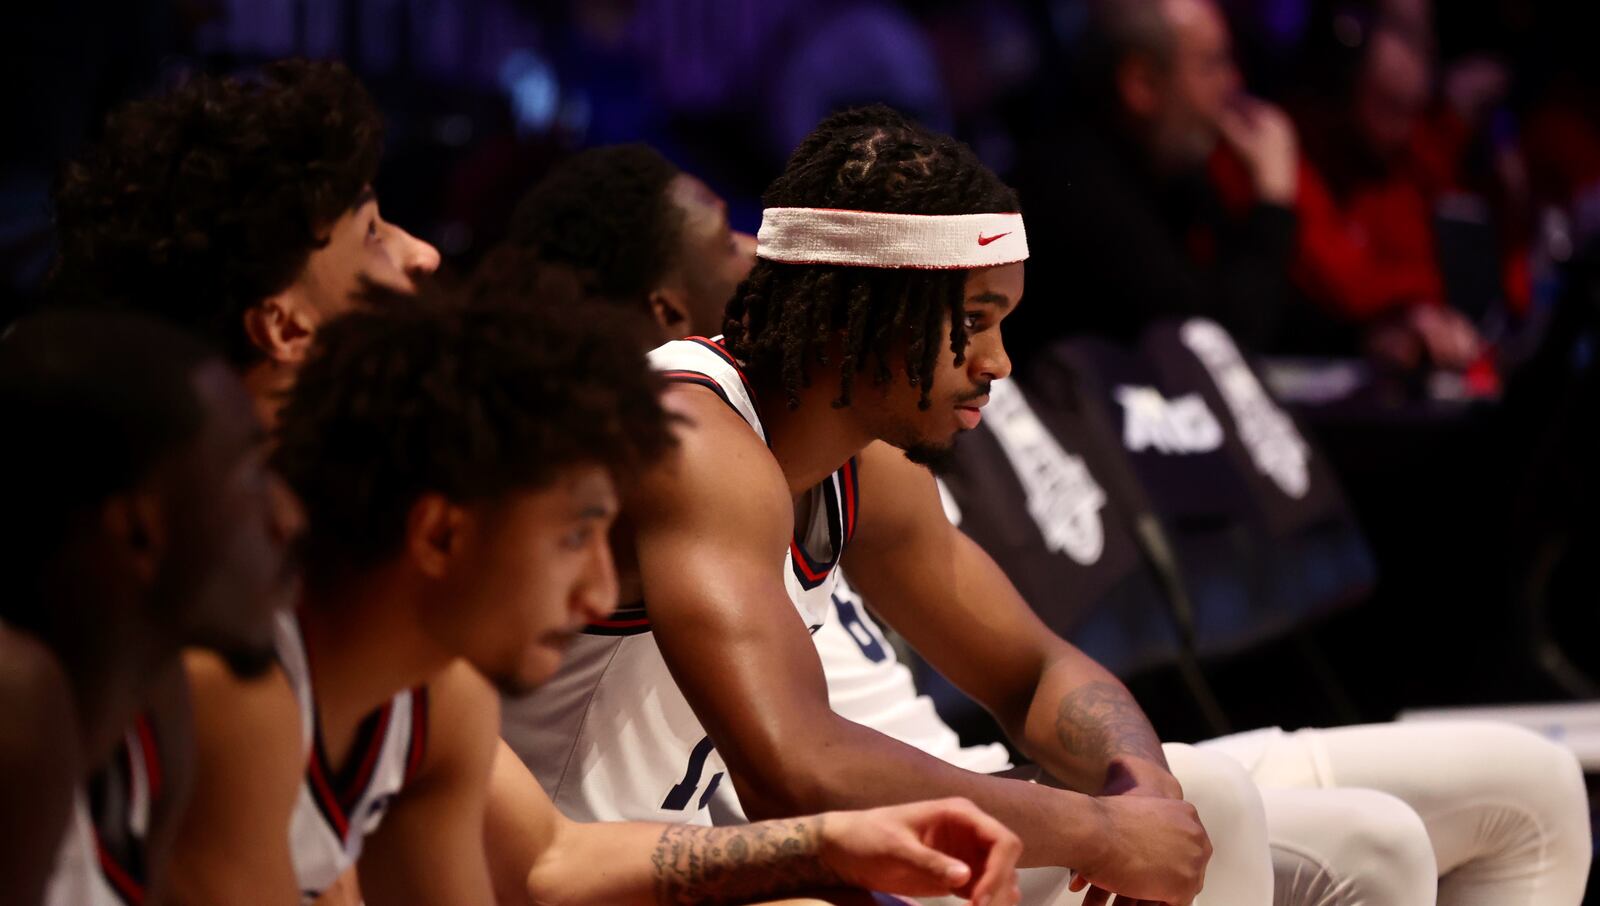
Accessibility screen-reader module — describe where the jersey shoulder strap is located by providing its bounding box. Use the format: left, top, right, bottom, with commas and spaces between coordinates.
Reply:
648, 336, 765, 444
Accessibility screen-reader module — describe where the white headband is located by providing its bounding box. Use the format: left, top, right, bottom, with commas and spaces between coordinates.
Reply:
756, 208, 1029, 270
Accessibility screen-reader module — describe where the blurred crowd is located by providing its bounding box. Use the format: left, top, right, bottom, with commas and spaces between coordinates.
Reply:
8, 0, 1600, 391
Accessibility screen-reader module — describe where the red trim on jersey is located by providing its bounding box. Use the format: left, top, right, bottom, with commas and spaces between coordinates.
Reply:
340, 703, 393, 811
306, 752, 349, 838
403, 687, 429, 783
789, 538, 831, 583
684, 337, 756, 400
841, 458, 859, 543
132, 714, 162, 802
94, 834, 146, 905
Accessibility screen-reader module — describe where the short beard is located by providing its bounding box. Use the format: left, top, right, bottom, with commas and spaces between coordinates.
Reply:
901, 440, 956, 470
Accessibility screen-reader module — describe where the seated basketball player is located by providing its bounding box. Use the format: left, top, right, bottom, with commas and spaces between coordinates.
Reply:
0, 310, 299, 905
51, 58, 441, 434
501, 105, 1592, 906
477, 143, 755, 342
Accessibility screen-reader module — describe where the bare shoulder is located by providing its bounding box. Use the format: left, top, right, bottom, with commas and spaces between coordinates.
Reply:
0, 627, 76, 737
412, 661, 498, 785
0, 632, 80, 906
0, 626, 80, 774
638, 383, 790, 537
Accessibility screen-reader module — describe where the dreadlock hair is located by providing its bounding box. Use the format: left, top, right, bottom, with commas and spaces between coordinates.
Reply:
271, 285, 675, 586
51, 59, 384, 366
503, 144, 684, 314
724, 105, 1019, 410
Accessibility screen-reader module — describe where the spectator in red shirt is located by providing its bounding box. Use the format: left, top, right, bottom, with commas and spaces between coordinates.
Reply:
1292, 21, 1519, 372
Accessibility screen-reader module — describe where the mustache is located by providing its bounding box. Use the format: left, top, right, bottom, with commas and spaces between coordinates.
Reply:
957, 381, 992, 404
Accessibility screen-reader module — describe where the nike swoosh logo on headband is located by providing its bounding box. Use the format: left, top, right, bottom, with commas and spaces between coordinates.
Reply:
977, 232, 1011, 246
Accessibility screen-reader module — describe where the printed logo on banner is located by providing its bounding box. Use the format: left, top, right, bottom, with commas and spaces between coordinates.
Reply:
1115, 385, 1224, 455
982, 379, 1108, 566
1179, 320, 1310, 499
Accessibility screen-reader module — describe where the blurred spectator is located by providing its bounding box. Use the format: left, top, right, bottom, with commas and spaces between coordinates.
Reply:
1289, 14, 1529, 372
1010, 0, 1301, 367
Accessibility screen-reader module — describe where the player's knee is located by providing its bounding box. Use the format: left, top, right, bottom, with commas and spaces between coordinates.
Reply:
1163, 742, 1267, 840
1453, 723, 1589, 854
1316, 789, 1436, 887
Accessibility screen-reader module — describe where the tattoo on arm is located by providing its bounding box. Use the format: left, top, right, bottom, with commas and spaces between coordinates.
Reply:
1054, 681, 1166, 768
650, 815, 840, 905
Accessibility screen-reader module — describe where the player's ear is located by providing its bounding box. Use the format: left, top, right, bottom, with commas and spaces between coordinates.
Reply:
407, 493, 467, 579
102, 489, 167, 587
647, 288, 693, 341
244, 289, 318, 366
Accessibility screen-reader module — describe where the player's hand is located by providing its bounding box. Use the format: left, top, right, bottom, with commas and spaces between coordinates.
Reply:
1067, 794, 1211, 906
818, 798, 1023, 906
1218, 97, 1299, 205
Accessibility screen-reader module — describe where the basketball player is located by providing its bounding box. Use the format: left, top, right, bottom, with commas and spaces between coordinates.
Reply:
51, 58, 441, 433
0, 309, 299, 905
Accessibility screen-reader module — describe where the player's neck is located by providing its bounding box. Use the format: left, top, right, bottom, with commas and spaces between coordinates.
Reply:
297, 571, 451, 761
49, 603, 175, 768
756, 380, 873, 498
241, 359, 295, 434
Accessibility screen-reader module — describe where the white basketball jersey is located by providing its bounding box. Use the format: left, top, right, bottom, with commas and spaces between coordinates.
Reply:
275, 611, 428, 903
501, 336, 857, 823
43, 715, 163, 906
815, 575, 1012, 775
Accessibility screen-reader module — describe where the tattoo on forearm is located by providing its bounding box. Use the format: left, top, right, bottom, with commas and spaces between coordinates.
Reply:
1055, 681, 1166, 768
650, 814, 840, 905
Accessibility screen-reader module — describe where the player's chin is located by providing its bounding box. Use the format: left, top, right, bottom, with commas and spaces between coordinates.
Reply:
900, 433, 958, 469
214, 639, 280, 680
488, 641, 568, 696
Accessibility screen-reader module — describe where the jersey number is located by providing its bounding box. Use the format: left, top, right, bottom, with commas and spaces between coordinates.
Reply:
833, 594, 887, 663
661, 735, 725, 811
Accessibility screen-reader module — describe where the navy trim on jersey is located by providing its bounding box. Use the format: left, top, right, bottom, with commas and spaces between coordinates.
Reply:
87, 711, 164, 904
94, 834, 145, 906
685, 336, 755, 401
790, 476, 843, 590
307, 700, 394, 841
661, 371, 739, 418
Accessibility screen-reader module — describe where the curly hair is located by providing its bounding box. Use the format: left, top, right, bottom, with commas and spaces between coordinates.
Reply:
723, 105, 1019, 410
503, 144, 683, 310
51, 59, 384, 366
271, 288, 675, 583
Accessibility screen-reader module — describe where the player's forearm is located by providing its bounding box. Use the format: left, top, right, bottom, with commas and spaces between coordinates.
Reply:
732, 718, 1105, 870
1014, 649, 1169, 792
527, 815, 845, 906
